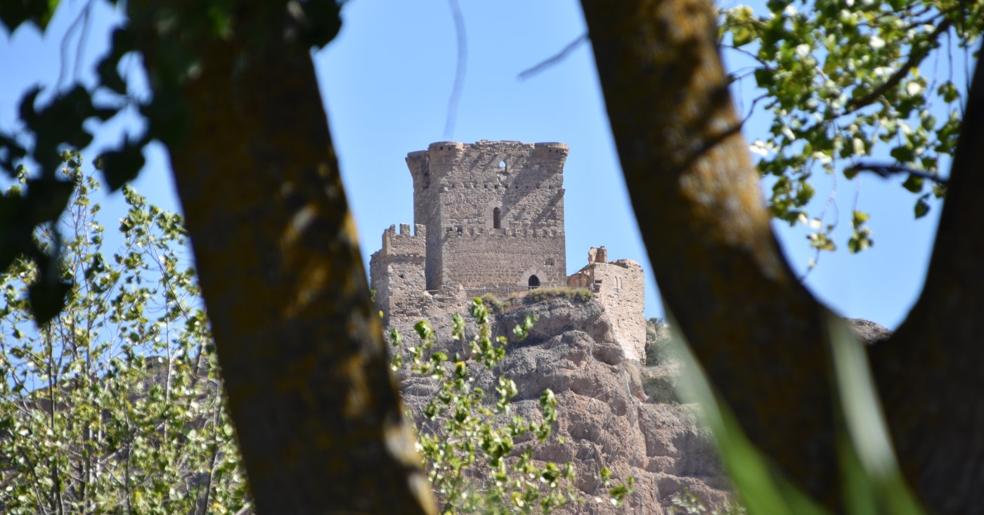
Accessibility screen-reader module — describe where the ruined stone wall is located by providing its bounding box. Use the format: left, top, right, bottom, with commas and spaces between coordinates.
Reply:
569, 248, 646, 361
369, 224, 426, 321
441, 230, 566, 297
406, 140, 567, 293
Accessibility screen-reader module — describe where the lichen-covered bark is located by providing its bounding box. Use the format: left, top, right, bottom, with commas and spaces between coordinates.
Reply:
579, 0, 840, 504
870, 49, 984, 514
581, 0, 984, 512
130, 4, 436, 513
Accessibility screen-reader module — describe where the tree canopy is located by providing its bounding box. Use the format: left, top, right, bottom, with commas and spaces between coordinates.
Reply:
721, 0, 982, 257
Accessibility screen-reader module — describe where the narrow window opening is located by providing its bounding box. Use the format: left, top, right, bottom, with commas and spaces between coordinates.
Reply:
528, 275, 540, 290
493, 207, 502, 229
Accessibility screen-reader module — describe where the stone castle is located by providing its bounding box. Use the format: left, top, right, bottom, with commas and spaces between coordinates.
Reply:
370, 140, 647, 360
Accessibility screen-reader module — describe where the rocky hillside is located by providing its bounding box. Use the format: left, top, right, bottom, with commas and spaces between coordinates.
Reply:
391, 291, 731, 514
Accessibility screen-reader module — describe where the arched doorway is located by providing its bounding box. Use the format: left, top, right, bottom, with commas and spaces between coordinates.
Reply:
528, 275, 540, 290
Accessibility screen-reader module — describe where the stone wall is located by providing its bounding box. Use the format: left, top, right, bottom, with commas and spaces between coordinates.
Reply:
440, 230, 565, 297
568, 247, 647, 361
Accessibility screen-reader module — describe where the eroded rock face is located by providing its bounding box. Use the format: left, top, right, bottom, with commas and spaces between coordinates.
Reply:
392, 294, 731, 514
849, 318, 891, 345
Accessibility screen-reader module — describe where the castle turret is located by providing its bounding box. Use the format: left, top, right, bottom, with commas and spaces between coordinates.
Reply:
369, 224, 426, 320
403, 140, 568, 295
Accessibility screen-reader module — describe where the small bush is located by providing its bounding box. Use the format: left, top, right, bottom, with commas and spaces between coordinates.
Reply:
522, 287, 593, 305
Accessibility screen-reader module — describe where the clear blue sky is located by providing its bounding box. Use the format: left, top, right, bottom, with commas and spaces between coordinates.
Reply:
1, 0, 962, 329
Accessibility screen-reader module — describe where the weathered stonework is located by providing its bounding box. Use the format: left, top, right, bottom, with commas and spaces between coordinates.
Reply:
568, 246, 647, 361
371, 140, 647, 361
369, 224, 427, 320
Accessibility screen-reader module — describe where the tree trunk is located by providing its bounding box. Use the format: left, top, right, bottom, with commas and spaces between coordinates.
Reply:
131, 4, 435, 513
870, 46, 984, 513
579, 0, 841, 505
581, 0, 984, 512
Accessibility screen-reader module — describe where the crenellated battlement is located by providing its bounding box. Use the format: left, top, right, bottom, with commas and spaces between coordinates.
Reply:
533, 141, 570, 158
428, 141, 466, 152
442, 226, 563, 238
407, 140, 569, 189
380, 223, 426, 257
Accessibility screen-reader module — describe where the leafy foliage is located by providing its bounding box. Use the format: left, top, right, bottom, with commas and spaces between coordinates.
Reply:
0, 166, 248, 513
668, 490, 747, 515
0, 0, 345, 324
721, 0, 982, 255
390, 299, 633, 513
0, 0, 58, 34
392, 301, 574, 512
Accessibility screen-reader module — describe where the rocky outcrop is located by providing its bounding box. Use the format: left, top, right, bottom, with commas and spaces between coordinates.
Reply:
391, 293, 731, 514
849, 318, 891, 345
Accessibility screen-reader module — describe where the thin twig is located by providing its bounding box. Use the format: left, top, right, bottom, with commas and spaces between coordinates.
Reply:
720, 43, 774, 69
443, 0, 467, 140
517, 33, 589, 80
56, 3, 92, 90
73, 1, 95, 83
845, 162, 949, 185
845, 20, 952, 111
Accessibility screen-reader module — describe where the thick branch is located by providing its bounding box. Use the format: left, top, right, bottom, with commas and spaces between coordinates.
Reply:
871, 46, 984, 514
129, 3, 435, 513
579, 0, 839, 505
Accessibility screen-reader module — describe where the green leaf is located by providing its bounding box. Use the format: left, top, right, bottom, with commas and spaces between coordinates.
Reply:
23, 85, 98, 171
96, 28, 136, 95
914, 196, 930, 218
95, 136, 147, 192
732, 25, 755, 47
937, 81, 959, 103
28, 274, 70, 326
0, 197, 33, 272
902, 174, 924, 193
0, 0, 58, 33
827, 316, 924, 515
754, 68, 775, 88
851, 210, 869, 228
0, 132, 27, 176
